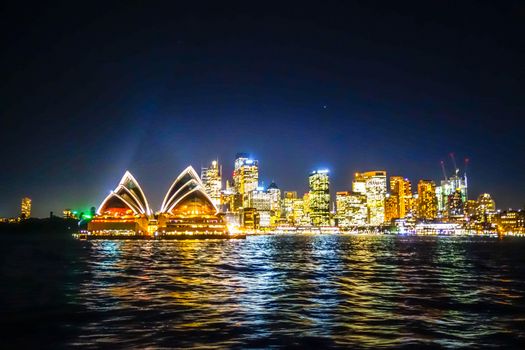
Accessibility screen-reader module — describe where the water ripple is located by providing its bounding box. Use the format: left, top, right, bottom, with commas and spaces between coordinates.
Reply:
2, 234, 525, 348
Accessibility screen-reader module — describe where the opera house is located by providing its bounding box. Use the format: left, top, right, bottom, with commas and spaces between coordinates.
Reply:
86, 166, 237, 239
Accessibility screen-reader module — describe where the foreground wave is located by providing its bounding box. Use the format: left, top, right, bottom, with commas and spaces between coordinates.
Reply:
1, 234, 525, 348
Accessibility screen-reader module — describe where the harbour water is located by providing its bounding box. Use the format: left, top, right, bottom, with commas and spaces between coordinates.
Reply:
1, 234, 525, 348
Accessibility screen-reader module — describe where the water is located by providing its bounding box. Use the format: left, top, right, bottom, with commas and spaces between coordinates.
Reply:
1, 234, 525, 348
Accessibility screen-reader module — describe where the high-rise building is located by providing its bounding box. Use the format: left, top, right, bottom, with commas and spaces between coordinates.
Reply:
417, 180, 438, 220
448, 189, 464, 218
309, 169, 330, 226
302, 192, 311, 225
389, 176, 413, 218
267, 182, 281, 212
20, 197, 31, 219
267, 182, 281, 225
282, 191, 297, 224
354, 171, 387, 225
436, 172, 468, 217
233, 153, 259, 196
384, 195, 398, 223
352, 173, 366, 194
201, 160, 222, 208
336, 191, 367, 227
464, 199, 478, 217
476, 193, 496, 216
474, 193, 496, 223
292, 198, 305, 226
246, 189, 272, 211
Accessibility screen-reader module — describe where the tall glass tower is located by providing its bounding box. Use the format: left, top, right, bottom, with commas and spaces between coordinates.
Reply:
309, 169, 330, 226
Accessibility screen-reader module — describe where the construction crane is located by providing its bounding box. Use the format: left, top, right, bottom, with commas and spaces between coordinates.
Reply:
440, 160, 448, 180
449, 152, 459, 175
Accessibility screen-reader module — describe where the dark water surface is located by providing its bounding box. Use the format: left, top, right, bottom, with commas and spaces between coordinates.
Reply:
1, 234, 525, 349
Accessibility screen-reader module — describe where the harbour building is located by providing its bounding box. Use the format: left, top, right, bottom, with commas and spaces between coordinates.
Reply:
158, 166, 228, 235
309, 169, 330, 226
88, 167, 229, 237
89, 171, 151, 234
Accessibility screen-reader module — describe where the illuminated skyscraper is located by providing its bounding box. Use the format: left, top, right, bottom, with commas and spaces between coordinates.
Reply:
302, 192, 311, 224
417, 180, 438, 220
292, 198, 305, 226
267, 182, 281, 212
354, 171, 387, 225
201, 160, 222, 208
384, 195, 398, 223
473, 193, 496, 224
20, 197, 31, 219
447, 189, 464, 218
233, 153, 259, 195
385, 176, 413, 222
336, 191, 367, 227
246, 189, 272, 211
436, 172, 468, 217
282, 191, 297, 223
309, 169, 330, 226
352, 173, 366, 194
476, 193, 496, 216
267, 182, 281, 225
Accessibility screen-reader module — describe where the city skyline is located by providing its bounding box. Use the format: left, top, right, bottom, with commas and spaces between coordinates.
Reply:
2, 2, 524, 217
1, 151, 523, 218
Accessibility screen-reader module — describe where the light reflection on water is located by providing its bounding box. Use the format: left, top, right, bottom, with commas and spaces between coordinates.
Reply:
63, 235, 525, 348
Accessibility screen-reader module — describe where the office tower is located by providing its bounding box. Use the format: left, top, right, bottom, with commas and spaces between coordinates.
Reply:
201, 160, 222, 208
336, 191, 367, 227
464, 200, 478, 217
354, 171, 387, 225
267, 182, 281, 212
476, 193, 496, 216
282, 191, 297, 224
246, 189, 272, 211
384, 195, 398, 223
352, 173, 366, 194
448, 189, 464, 217
20, 197, 31, 219
475, 193, 496, 224
417, 180, 438, 220
302, 192, 311, 225
267, 182, 281, 225
389, 176, 413, 218
233, 153, 259, 196
436, 172, 468, 217
292, 198, 305, 226
309, 169, 330, 226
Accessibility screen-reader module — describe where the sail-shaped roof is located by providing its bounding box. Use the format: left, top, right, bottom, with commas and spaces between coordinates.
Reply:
160, 166, 218, 214
97, 171, 151, 215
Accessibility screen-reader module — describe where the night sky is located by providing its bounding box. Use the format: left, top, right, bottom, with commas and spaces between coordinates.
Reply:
1, 1, 524, 217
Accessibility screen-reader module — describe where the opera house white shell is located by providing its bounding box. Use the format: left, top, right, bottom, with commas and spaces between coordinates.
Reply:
87, 166, 228, 237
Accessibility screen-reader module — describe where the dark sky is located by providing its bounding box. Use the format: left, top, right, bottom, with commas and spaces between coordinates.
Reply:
1, 1, 524, 217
